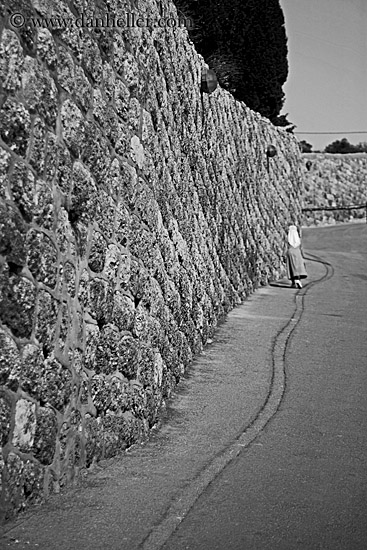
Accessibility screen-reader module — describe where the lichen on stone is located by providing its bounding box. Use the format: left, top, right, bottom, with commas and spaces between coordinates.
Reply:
61, 99, 85, 157
0, 98, 31, 156
36, 28, 57, 69
0, 268, 36, 339
0, 29, 24, 92
12, 398, 37, 453
22, 56, 58, 126
0, 392, 12, 446
26, 229, 58, 287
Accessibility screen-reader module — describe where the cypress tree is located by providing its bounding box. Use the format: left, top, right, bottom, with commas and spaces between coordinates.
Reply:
174, 0, 289, 123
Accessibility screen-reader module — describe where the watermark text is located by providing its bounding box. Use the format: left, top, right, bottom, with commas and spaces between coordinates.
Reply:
9, 11, 194, 30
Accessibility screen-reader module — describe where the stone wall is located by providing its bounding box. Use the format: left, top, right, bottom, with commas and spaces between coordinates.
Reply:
0, 0, 303, 519
302, 153, 367, 225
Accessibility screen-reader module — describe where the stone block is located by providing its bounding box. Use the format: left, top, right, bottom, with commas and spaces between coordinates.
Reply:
106, 157, 122, 201
0, 98, 31, 157
94, 324, 120, 375
104, 244, 121, 283
119, 253, 131, 289
22, 56, 57, 127
81, 122, 110, 186
58, 45, 75, 94
29, 117, 46, 175
105, 377, 130, 415
144, 386, 162, 428
119, 162, 138, 209
12, 398, 37, 453
61, 99, 85, 157
114, 77, 130, 120
62, 261, 76, 297
74, 64, 93, 112
128, 99, 141, 135
0, 148, 11, 200
112, 34, 127, 77
55, 207, 73, 254
114, 121, 129, 157
84, 415, 104, 466
0, 392, 12, 446
36, 29, 57, 69
58, 301, 70, 352
0, 202, 28, 264
81, 34, 102, 84
133, 303, 149, 340
137, 343, 156, 388
39, 354, 72, 410
2, 452, 25, 517
125, 385, 147, 424
54, 144, 72, 195
22, 460, 44, 505
94, 191, 115, 239
101, 415, 130, 458
21, 344, 44, 396
102, 61, 115, 102
90, 374, 109, 413
84, 322, 99, 371
77, 268, 89, 309
88, 278, 114, 326
0, 29, 24, 92
123, 51, 139, 89
88, 231, 107, 273
34, 179, 55, 229
129, 259, 148, 302
112, 292, 135, 332
117, 334, 139, 379
26, 229, 58, 287
69, 161, 98, 225
0, 267, 36, 339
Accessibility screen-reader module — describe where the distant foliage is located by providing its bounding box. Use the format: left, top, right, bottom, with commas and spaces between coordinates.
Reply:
324, 138, 367, 154
273, 113, 296, 133
174, 0, 290, 124
299, 140, 313, 153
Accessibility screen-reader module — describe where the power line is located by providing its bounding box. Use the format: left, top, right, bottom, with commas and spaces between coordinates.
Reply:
295, 131, 367, 135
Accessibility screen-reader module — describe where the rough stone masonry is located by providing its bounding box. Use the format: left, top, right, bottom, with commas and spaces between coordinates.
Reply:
0, 0, 303, 519
302, 153, 367, 225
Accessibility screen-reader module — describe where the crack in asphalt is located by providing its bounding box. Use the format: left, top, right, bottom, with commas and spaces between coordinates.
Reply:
139, 253, 334, 550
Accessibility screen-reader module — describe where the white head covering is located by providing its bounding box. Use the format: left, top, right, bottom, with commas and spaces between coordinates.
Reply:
288, 225, 301, 248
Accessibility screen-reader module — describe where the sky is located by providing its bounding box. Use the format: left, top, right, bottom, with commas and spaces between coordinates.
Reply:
279, 0, 367, 151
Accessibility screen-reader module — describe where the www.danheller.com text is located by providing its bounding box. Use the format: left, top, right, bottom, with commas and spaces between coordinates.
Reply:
8, 11, 193, 30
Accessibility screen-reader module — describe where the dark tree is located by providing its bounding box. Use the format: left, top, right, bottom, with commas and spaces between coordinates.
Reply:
324, 138, 367, 154
174, 0, 289, 123
273, 113, 296, 133
299, 140, 313, 153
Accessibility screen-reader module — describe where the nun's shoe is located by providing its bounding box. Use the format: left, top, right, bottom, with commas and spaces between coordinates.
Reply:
295, 280, 302, 289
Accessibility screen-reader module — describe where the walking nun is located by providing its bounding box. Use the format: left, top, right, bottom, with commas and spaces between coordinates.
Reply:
286, 225, 307, 288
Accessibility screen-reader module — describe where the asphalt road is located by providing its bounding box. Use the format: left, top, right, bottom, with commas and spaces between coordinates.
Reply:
162, 223, 367, 550
1, 223, 366, 550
